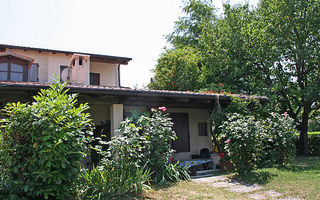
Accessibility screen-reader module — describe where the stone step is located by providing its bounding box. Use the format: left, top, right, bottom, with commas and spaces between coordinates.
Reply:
196, 169, 219, 175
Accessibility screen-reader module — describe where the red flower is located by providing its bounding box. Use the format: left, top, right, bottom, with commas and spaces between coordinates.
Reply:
226, 139, 230, 143
219, 83, 223, 87
170, 158, 174, 162
220, 90, 223, 94
219, 153, 225, 159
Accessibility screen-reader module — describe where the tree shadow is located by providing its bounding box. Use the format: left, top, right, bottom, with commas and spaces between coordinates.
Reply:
278, 156, 320, 173
231, 170, 277, 185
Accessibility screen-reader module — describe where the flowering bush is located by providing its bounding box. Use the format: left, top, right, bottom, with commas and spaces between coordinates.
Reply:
95, 106, 189, 185
220, 114, 263, 173
219, 152, 231, 162
259, 112, 296, 166
220, 112, 296, 174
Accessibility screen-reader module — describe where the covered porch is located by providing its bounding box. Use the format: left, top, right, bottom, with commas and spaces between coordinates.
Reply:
0, 81, 268, 170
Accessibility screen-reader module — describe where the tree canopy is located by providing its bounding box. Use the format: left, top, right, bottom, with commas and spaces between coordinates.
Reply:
148, 0, 320, 155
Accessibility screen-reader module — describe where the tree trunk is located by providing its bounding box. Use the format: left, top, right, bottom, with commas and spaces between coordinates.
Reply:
299, 107, 310, 156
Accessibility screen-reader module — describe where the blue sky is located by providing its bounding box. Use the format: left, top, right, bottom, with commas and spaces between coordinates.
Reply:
1, 0, 257, 88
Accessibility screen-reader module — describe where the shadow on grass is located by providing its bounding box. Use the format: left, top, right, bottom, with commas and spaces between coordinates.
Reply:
279, 156, 320, 172
231, 170, 277, 185
230, 156, 320, 186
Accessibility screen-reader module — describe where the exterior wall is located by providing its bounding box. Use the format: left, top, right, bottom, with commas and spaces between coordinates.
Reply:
88, 104, 110, 125
90, 62, 119, 87
123, 105, 213, 161
167, 108, 212, 161
6, 49, 51, 82
6, 48, 119, 86
47, 53, 72, 83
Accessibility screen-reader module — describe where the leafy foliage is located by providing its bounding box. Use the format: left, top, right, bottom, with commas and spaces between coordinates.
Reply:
78, 164, 151, 200
295, 133, 320, 157
220, 112, 296, 174
0, 80, 92, 200
149, 47, 203, 91
150, 0, 320, 155
95, 107, 190, 185
210, 96, 268, 152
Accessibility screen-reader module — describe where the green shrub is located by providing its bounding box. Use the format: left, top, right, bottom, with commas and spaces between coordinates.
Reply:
95, 107, 190, 185
0, 80, 93, 200
260, 113, 296, 166
154, 161, 190, 184
220, 112, 296, 174
78, 162, 151, 200
220, 114, 263, 174
295, 133, 320, 156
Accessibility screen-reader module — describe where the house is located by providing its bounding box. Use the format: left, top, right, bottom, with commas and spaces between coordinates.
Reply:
0, 44, 268, 162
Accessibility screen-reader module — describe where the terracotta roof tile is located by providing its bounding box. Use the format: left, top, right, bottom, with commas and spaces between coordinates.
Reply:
0, 81, 269, 102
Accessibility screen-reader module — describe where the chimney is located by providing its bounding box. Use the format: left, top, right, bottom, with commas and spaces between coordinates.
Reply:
69, 53, 90, 85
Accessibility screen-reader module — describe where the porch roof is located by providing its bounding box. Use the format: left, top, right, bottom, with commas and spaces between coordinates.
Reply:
0, 81, 269, 109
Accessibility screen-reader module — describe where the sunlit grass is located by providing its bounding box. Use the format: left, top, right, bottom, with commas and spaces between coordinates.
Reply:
147, 156, 320, 200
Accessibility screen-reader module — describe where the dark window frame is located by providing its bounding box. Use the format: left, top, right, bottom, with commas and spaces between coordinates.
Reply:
0, 58, 28, 82
90, 72, 100, 85
198, 122, 208, 136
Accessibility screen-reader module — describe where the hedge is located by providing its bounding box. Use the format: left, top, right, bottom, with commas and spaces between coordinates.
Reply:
295, 132, 320, 156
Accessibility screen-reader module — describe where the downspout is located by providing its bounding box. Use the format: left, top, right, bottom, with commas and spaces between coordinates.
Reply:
117, 64, 121, 87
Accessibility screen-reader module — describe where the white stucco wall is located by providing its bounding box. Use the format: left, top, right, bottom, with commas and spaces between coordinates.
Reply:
7, 49, 51, 82
47, 53, 72, 83
90, 62, 118, 87
6, 48, 119, 86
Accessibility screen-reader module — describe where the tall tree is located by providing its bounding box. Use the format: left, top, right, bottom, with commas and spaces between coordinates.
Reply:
253, 0, 320, 155
149, 0, 215, 91
149, 0, 320, 155
166, 0, 216, 48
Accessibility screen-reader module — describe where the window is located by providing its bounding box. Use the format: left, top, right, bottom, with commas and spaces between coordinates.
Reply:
0, 61, 27, 82
198, 122, 208, 136
79, 57, 83, 65
170, 113, 190, 152
90, 73, 100, 85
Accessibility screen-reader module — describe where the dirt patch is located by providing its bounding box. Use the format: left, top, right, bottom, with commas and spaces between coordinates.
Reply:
227, 184, 263, 193
192, 175, 228, 183
264, 190, 282, 197
248, 193, 267, 199
208, 180, 240, 188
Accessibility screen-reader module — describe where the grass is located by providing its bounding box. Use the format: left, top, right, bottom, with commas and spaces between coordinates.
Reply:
146, 156, 320, 200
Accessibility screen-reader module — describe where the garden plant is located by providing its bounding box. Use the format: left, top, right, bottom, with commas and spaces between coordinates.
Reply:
0, 80, 93, 200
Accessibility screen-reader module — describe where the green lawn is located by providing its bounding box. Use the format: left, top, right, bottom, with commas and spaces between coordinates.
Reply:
147, 156, 320, 200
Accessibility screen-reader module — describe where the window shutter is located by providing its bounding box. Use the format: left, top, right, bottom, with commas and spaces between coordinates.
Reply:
28, 63, 39, 82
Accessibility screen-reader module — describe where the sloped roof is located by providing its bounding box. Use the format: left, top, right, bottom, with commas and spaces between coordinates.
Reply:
0, 81, 269, 102
0, 44, 132, 65
0, 51, 35, 68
